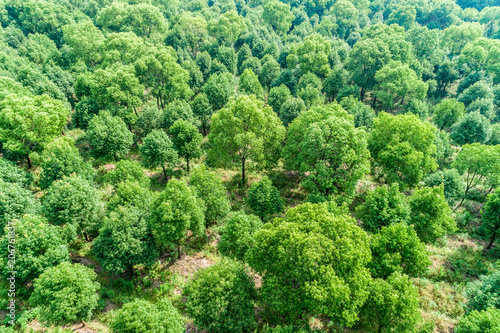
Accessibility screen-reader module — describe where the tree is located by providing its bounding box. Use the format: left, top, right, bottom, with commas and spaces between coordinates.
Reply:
217, 46, 237, 74
237, 44, 252, 74
339, 96, 376, 129
247, 176, 283, 221
189, 165, 230, 225
103, 160, 150, 188
163, 99, 196, 129
453, 143, 500, 202
247, 203, 371, 326
208, 10, 246, 46
184, 259, 257, 333
455, 308, 500, 333
433, 99, 465, 130
86, 111, 133, 160
279, 98, 306, 126
29, 262, 100, 326
409, 186, 456, 244
135, 46, 192, 108
424, 169, 466, 205
369, 112, 437, 189
0, 94, 69, 167
358, 272, 420, 333
0, 214, 69, 285
139, 129, 178, 180
259, 58, 281, 91
465, 270, 500, 311
0, 157, 31, 187
203, 72, 235, 111
370, 223, 430, 278
37, 137, 94, 189
92, 206, 157, 275
111, 298, 184, 333
374, 61, 428, 107
332, 0, 360, 38
218, 211, 262, 262
481, 190, 500, 250
208, 95, 285, 185
191, 93, 213, 135
0, 180, 38, 236
355, 183, 411, 232
458, 81, 494, 107
122, 3, 167, 39
72, 97, 100, 130
263, 0, 294, 35
170, 119, 202, 173
268, 84, 291, 115
107, 180, 153, 215
135, 103, 163, 137
62, 20, 105, 67
149, 179, 205, 257
42, 174, 105, 239
283, 103, 370, 197
294, 33, 331, 78
450, 111, 492, 145
168, 12, 208, 56
238, 69, 264, 99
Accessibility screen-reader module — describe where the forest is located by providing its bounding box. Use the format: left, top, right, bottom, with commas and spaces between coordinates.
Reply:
0, 0, 500, 332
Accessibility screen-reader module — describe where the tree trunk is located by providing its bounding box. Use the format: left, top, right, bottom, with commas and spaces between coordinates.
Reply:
133, 107, 138, 117
372, 96, 377, 108
360, 86, 365, 101
202, 122, 206, 136
27, 155, 32, 169
162, 165, 167, 181
186, 158, 190, 173
177, 245, 181, 259
84, 233, 90, 242
241, 157, 246, 187
62, 130, 65, 136
128, 123, 132, 132
486, 225, 499, 250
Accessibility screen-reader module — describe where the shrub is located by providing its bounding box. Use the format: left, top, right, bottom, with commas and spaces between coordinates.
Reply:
218, 211, 262, 261
455, 308, 500, 333
247, 176, 283, 221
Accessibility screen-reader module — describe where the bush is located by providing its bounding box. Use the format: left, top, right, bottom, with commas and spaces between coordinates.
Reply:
218, 211, 262, 262
370, 223, 430, 278
111, 298, 184, 333
184, 259, 257, 333
355, 183, 411, 232
455, 308, 500, 333
29, 262, 100, 326
465, 270, 500, 312
247, 176, 283, 221
92, 206, 157, 275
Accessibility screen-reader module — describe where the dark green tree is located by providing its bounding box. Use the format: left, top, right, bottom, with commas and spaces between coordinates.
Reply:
170, 119, 202, 173
139, 129, 178, 180
247, 176, 283, 221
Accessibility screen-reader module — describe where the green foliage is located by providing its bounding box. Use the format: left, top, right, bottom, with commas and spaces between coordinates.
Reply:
279, 97, 306, 126
217, 46, 237, 75
259, 58, 281, 90
370, 223, 430, 278
455, 308, 500, 333
457, 81, 494, 107
238, 68, 264, 99
135, 103, 162, 138
163, 99, 196, 130
451, 111, 492, 145
103, 160, 150, 188
339, 96, 375, 128
170, 119, 202, 172
72, 97, 100, 129
424, 169, 466, 205
42, 174, 105, 237
86, 111, 133, 160
433, 99, 466, 130
208, 95, 285, 184
247, 203, 371, 326
465, 270, 500, 312
0, 180, 38, 235
149, 179, 205, 249
29, 262, 100, 326
208, 10, 246, 45
369, 112, 437, 189
284, 103, 370, 197
295, 33, 331, 78
184, 258, 257, 333
110, 298, 184, 333
203, 72, 235, 111
263, 0, 294, 34
0, 214, 69, 285
139, 129, 178, 177
0, 94, 69, 158
268, 84, 291, 115
218, 211, 262, 262
358, 272, 421, 333
481, 190, 500, 250
409, 186, 456, 243
191, 93, 213, 134
0, 157, 31, 187
107, 180, 153, 215
189, 165, 230, 225
356, 183, 411, 232
247, 176, 283, 221
92, 206, 157, 275
37, 137, 94, 189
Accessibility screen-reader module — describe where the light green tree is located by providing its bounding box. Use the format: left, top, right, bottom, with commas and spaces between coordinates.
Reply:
139, 129, 178, 180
